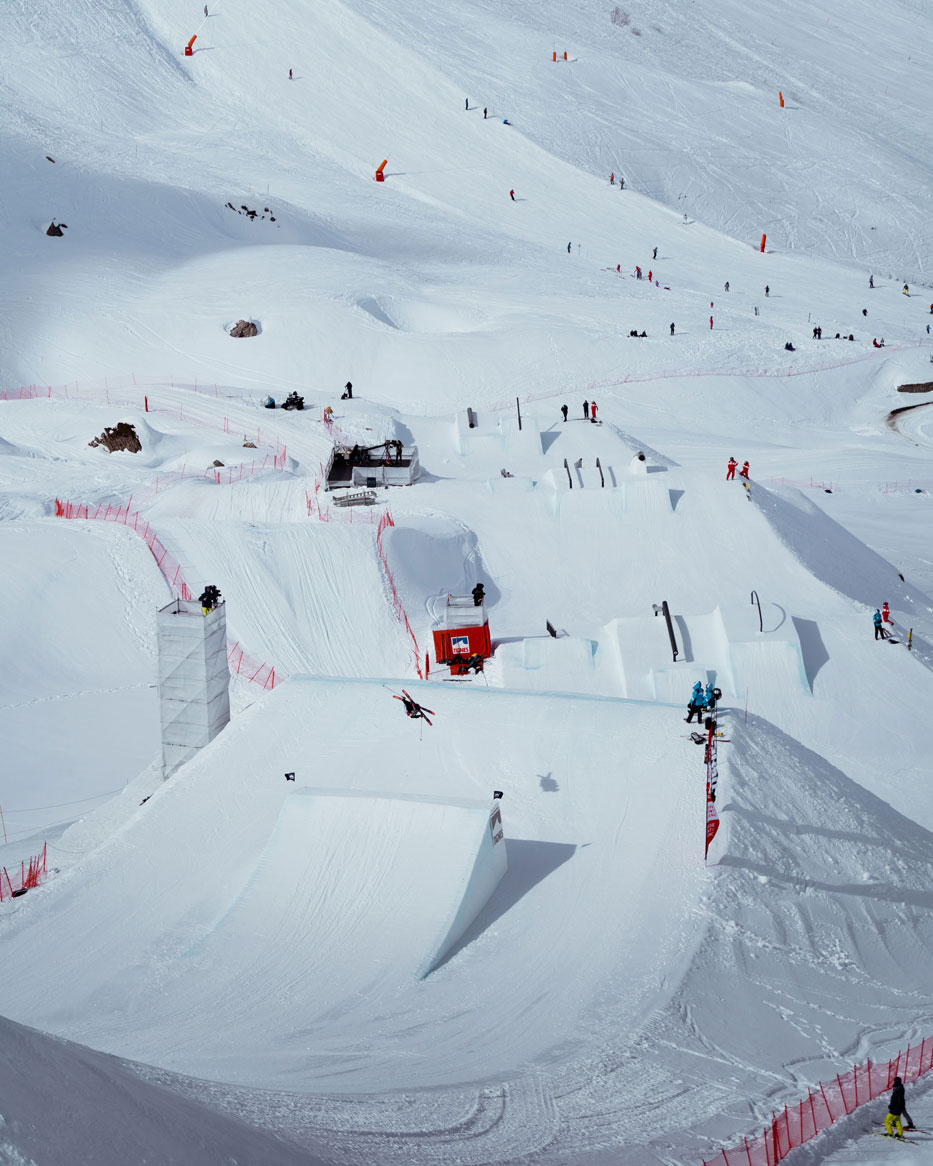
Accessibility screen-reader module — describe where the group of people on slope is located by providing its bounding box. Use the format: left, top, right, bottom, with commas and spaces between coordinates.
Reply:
560, 401, 599, 422
726, 457, 750, 481
685, 681, 719, 725
873, 602, 893, 639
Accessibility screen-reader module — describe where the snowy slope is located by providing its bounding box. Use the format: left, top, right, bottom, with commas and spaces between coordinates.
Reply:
1, 0, 933, 1163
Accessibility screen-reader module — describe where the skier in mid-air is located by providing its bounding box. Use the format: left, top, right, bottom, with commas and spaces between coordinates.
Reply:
393, 690, 434, 726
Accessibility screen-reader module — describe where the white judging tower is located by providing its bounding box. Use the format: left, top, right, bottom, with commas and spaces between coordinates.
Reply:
156, 595, 230, 779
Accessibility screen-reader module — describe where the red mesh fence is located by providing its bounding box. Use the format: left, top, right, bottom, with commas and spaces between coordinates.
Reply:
0, 844, 48, 902
0, 375, 289, 470
301, 489, 423, 679
483, 340, 929, 414
226, 641, 277, 691
375, 511, 423, 678
55, 497, 192, 599
54, 499, 282, 690
702, 1037, 933, 1166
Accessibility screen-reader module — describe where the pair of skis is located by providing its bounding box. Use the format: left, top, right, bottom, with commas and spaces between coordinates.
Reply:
390, 689, 434, 727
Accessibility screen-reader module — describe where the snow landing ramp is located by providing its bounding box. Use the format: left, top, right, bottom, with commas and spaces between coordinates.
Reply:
195, 788, 508, 982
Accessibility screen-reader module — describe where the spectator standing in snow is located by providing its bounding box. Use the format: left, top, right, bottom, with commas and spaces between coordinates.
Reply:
591, 401, 598, 421
648, 270, 653, 283
509, 189, 515, 201
881, 601, 891, 624
635, 266, 642, 279
204, 4, 208, 14
483, 107, 487, 119
724, 281, 730, 292
885, 1078, 908, 1138
903, 283, 910, 296
739, 460, 750, 480
704, 683, 717, 712
561, 404, 568, 422
670, 322, 675, 335
619, 177, 625, 189
685, 681, 706, 724
610, 172, 614, 184
465, 98, 469, 110
583, 400, 590, 420
289, 69, 293, 80
726, 457, 737, 480
653, 247, 658, 259
709, 315, 714, 330
873, 610, 889, 640
567, 242, 572, 253
869, 275, 874, 288
342, 381, 353, 399
765, 285, 770, 297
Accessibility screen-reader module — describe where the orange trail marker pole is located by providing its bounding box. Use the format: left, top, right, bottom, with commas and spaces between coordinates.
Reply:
552, 51, 556, 61
779, 90, 784, 107
760, 233, 767, 253
185, 34, 196, 55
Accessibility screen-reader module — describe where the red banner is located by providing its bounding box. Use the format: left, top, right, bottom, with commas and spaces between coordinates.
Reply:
705, 790, 720, 857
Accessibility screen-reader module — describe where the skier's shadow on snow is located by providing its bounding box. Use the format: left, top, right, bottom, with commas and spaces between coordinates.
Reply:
426, 839, 577, 974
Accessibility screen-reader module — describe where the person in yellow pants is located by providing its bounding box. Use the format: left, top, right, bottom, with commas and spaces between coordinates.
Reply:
885, 1076, 906, 1138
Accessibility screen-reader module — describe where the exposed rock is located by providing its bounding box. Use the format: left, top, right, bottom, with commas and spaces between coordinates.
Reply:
46, 222, 64, 236
897, 382, 933, 394
243, 441, 257, 449
212, 459, 224, 467
229, 319, 258, 338
88, 422, 141, 453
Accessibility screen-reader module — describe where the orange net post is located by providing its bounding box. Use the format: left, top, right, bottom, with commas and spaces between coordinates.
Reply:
779, 90, 784, 107
760, 233, 767, 253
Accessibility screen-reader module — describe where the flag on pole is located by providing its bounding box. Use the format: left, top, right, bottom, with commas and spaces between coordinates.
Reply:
705, 786, 720, 858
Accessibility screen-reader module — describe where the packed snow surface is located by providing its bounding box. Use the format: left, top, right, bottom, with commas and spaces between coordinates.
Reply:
1, 0, 933, 1162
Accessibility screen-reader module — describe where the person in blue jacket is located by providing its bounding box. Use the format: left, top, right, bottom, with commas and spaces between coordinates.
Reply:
873, 609, 889, 640
704, 682, 717, 711
685, 681, 706, 723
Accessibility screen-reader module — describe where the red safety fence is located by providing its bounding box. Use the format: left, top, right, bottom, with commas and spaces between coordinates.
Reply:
226, 641, 278, 690
483, 340, 929, 414
0, 375, 290, 470
55, 497, 192, 600
767, 476, 837, 492
54, 499, 282, 690
300, 488, 423, 679
703, 1037, 933, 1166
375, 511, 423, 678
0, 844, 48, 902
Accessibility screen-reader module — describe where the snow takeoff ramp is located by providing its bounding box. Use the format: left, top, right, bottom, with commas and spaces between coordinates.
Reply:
192, 789, 508, 997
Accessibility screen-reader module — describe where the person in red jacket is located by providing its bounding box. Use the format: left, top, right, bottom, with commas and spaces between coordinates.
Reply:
726, 457, 737, 480
591, 401, 598, 421
882, 601, 891, 624
739, 460, 750, 480
509, 189, 515, 201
